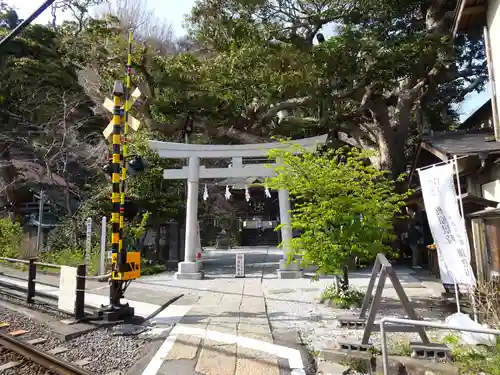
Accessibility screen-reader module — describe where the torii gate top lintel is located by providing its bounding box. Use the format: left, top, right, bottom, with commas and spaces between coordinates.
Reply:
148, 134, 328, 159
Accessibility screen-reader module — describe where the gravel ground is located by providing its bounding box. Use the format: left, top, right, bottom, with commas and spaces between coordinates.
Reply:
0, 288, 73, 320
0, 298, 150, 375
263, 280, 452, 355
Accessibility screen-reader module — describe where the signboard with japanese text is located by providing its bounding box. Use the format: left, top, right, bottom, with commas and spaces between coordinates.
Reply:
235, 253, 245, 278
418, 163, 475, 289
85, 218, 92, 269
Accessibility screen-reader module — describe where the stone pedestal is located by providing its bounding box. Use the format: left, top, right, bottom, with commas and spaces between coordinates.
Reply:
175, 261, 204, 280
277, 259, 304, 279
215, 230, 231, 250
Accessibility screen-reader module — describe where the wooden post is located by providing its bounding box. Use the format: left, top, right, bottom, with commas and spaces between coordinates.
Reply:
359, 255, 381, 318
484, 26, 500, 142
27, 259, 36, 304
75, 264, 86, 320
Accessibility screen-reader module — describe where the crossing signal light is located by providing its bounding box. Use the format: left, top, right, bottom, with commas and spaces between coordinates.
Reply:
103, 156, 148, 177
123, 198, 138, 221
128, 156, 148, 176
103, 158, 113, 176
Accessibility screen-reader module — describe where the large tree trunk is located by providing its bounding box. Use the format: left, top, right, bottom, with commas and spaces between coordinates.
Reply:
379, 132, 409, 183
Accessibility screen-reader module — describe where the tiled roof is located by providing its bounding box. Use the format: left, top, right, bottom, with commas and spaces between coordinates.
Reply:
422, 129, 500, 157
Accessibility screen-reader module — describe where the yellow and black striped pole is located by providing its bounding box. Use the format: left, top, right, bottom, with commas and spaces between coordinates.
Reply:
111, 80, 124, 278
118, 30, 133, 268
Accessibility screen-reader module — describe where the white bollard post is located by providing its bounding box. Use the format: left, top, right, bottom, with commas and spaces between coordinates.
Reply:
85, 218, 92, 273
100, 216, 107, 276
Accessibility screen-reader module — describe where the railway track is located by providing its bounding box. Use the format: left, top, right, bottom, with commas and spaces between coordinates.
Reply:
0, 331, 94, 375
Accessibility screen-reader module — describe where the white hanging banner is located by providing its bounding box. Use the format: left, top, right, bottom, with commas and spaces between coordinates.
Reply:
418, 162, 476, 289
203, 184, 209, 201
245, 185, 251, 202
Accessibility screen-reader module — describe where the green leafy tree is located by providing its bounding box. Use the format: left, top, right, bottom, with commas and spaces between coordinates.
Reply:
127, 131, 184, 222
265, 144, 410, 275
0, 217, 22, 258
0, 5, 106, 214
177, 0, 486, 179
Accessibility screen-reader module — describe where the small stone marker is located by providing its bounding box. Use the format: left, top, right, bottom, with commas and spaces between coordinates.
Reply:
235, 253, 245, 278
9, 330, 27, 337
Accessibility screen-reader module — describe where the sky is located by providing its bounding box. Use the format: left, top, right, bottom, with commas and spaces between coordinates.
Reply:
7, 0, 491, 122
8, 0, 194, 36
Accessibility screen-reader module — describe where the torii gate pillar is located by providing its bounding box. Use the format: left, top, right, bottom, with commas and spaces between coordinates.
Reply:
178, 156, 202, 278
149, 135, 327, 280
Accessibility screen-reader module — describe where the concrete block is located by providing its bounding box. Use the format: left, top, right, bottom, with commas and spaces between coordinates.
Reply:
337, 341, 373, 352
178, 261, 201, 273
277, 270, 304, 279
279, 259, 301, 271
175, 271, 204, 280
337, 316, 366, 329
47, 321, 99, 341
410, 342, 451, 360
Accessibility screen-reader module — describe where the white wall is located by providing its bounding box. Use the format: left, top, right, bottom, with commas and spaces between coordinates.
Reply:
488, 0, 500, 119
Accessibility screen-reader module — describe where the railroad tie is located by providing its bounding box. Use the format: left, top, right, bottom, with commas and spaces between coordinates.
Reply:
74, 358, 91, 367
26, 338, 47, 345
0, 361, 21, 371
9, 330, 27, 337
47, 346, 69, 355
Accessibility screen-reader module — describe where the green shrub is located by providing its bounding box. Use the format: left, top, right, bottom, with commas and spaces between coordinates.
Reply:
441, 333, 500, 375
320, 284, 365, 309
0, 218, 22, 258
39, 247, 101, 275
141, 261, 165, 276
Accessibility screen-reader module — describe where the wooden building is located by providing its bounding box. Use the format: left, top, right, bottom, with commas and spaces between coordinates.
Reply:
409, 99, 500, 282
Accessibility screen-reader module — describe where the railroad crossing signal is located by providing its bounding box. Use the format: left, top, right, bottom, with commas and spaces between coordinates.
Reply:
102, 87, 142, 141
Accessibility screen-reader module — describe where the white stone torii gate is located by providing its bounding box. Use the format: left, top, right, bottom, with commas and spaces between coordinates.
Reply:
148, 134, 327, 280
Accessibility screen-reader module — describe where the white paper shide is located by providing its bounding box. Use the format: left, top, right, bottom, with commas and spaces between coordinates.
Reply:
418, 163, 476, 289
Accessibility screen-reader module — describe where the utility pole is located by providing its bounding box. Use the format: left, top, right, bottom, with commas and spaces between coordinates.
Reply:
98, 32, 141, 321
0, 0, 57, 51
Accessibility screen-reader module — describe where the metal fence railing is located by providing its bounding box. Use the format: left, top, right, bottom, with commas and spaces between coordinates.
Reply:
0, 257, 87, 319
380, 317, 500, 375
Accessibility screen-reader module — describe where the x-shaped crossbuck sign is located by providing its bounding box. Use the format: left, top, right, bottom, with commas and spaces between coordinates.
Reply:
102, 87, 142, 141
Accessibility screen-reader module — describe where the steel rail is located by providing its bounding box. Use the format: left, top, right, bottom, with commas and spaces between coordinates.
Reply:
0, 332, 94, 375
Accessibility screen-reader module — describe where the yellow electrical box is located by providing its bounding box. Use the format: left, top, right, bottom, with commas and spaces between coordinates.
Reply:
111, 251, 141, 281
